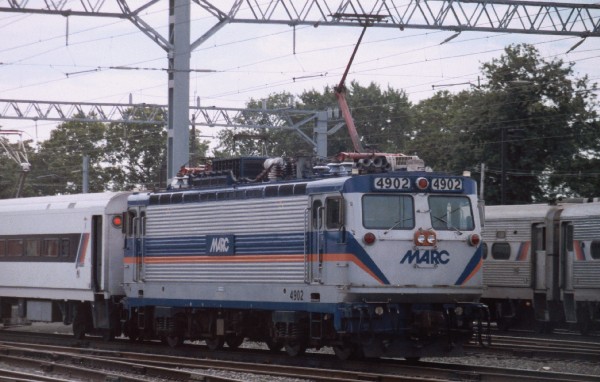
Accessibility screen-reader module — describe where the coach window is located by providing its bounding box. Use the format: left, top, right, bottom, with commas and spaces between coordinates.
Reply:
482, 242, 488, 260
60, 239, 71, 258
126, 210, 136, 237
0, 239, 5, 257
326, 197, 343, 230
491, 242, 511, 260
564, 224, 574, 252
591, 241, 600, 260
7, 239, 23, 257
44, 239, 60, 257
25, 239, 41, 257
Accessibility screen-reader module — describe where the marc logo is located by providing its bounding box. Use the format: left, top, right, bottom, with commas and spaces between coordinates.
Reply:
400, 249, 449, 265
206, 235, 235, 255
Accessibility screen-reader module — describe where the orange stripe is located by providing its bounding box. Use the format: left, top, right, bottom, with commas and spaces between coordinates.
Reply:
460, 258, 482, 285
517, 241, 530, 261
78, 233, 90, 266
322, 253, 385, 284
123, 252, 386, 284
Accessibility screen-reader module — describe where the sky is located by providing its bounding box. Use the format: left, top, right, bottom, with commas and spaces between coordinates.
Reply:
0, 1, 598, 152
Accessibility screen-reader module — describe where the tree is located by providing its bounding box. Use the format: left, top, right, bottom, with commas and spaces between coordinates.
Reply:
412, 44, 598, 204
214, 82, 414, 160
0, 138, 36, 198
104, 107, 168, 190
213, 91, 315, 158
477, 44, 598, 204
32, 114, 108, 195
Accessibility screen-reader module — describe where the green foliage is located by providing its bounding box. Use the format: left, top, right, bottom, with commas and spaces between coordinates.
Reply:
214, 82, 414, 159
31, 114, 108, 195
104, 107, 168, 191
410, 44, 598, 204
214, 91, 316, 157
0, 139, 36, 198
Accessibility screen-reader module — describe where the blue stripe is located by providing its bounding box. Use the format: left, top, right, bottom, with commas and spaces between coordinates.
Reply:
141, 232, 305, 257
125, 297, 340, 313
454, 245, 482, 285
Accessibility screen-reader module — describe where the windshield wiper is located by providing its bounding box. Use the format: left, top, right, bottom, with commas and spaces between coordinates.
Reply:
432, 215, 463, 235
383, 218, 413, 235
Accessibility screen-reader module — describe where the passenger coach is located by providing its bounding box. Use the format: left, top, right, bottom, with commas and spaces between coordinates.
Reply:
0, 192, 129, 339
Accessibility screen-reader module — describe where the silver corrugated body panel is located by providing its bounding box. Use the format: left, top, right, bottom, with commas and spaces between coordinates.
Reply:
143, 196, 308, 283
482, 220, 533, 242
573, 262, 600, 288
146, 197, 308, 236
483, 262, 532, 287
572, 217, 600, 240
144, 263, 305, 283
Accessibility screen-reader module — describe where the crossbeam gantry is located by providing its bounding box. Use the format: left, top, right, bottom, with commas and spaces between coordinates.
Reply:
2, 0, 599, 37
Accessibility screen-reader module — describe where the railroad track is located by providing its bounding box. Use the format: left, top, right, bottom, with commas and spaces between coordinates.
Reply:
1, 333, 599, 382
466, 332, 600, 361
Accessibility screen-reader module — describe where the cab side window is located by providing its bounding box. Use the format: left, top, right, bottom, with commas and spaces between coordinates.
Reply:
326, 197, 343, 230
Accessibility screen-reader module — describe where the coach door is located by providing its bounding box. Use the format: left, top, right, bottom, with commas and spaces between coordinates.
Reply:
127, 207, 146, 282
91, 215, 103, 292
532, 223, 546, 291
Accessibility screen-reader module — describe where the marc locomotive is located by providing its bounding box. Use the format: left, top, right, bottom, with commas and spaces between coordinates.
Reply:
0, 154, 487, 359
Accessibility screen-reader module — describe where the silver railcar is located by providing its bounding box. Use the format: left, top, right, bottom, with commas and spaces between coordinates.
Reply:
482, 200, 600, 333
0, 192, 129, 338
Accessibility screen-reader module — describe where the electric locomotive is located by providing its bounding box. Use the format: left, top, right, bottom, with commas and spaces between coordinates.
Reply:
121, 154, 487, 359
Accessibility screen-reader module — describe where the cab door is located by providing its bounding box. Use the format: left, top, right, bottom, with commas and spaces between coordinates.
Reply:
305, 194, 345, 284
306, 196, 325, 284
126, 207, 146, 282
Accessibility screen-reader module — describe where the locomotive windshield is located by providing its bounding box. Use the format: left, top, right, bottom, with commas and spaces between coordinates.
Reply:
362, 195, 414, 230
428, 196, 475, 231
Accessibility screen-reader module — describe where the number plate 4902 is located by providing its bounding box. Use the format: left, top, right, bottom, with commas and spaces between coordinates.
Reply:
373, 177, 410, 190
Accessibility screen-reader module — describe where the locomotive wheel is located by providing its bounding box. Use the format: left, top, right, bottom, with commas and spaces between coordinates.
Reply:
577, 305, 593, 335
284, 341, 306, 357
72, 320, 86, 340
72, 303, 92, 340
166, 333, 184, 348
125, 320, 141, 342
265, 339, 283, 352
206, 336, 225, 351
333, 344, 354, 360
102, 329, 116, 342
535, 320, 554, 334
225, 334, 244, 349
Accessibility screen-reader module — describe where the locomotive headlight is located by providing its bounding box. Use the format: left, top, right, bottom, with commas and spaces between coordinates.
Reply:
414, 229, 436, 246
375, 306, 385, 316
426, 234, 436, 245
